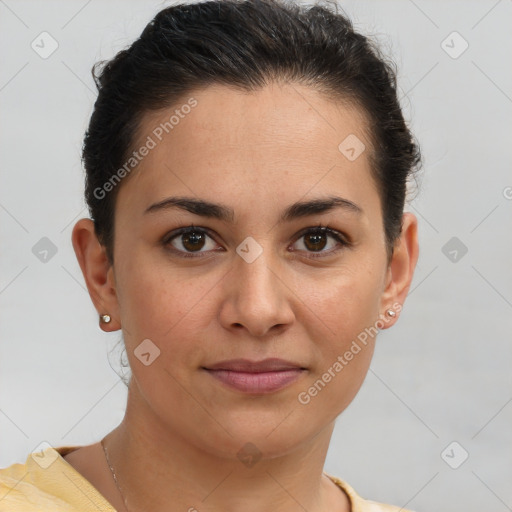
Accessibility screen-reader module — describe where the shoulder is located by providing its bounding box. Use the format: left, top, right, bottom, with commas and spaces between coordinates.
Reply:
0, 456, 67, 511
324, 472, 416, 512
0, 446, 114, 512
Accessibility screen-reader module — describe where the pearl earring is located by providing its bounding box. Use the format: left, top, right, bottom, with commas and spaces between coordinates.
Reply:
100, 314, 112, 323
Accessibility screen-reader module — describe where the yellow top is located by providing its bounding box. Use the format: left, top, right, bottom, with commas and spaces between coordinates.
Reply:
0, 446, 414, 512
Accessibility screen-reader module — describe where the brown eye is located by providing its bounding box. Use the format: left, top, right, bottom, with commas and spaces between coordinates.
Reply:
303, 231, 328, 251
181, 230, 207, 251
164, 227, 219, 257
291, 226, 348, 256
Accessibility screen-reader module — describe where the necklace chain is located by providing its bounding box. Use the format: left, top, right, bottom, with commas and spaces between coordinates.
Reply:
101, 437, 131, 512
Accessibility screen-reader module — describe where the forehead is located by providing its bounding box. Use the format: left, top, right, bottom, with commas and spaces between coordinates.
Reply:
116, 82, 379, 222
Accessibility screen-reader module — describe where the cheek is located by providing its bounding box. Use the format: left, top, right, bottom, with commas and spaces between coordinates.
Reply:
115, 252, 222, 361
295, 293, 378, 423
293, 261, 384, 412
117, 262, 219, 409
302, 261, 384, 349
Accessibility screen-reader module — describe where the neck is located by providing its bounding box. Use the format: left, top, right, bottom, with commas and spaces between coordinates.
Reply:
104, 380, 343, 512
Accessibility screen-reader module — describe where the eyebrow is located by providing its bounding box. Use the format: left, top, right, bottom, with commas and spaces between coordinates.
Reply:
144, 195, 362, 223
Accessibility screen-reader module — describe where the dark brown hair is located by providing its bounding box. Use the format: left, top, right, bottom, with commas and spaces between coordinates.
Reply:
83, 0, 421, 264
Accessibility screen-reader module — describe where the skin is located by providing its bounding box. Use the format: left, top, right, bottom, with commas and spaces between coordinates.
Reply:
69, 81, 418, 512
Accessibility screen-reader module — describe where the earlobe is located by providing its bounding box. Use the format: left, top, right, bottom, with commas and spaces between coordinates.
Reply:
379, 212, 419, 328
71, 218, 121, 331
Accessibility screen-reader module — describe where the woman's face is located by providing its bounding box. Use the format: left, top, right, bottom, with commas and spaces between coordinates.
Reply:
101, 82, 411, 457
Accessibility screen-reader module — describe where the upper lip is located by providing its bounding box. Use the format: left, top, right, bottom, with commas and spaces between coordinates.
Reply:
203, 358, 305, 373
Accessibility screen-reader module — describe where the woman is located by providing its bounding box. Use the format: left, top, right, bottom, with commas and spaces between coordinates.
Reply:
0, 0, 420, 510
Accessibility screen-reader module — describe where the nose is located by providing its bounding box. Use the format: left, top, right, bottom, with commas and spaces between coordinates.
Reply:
218, 245, 295, 338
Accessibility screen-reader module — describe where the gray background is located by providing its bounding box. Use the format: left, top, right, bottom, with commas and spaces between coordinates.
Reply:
1, 1, 511, 511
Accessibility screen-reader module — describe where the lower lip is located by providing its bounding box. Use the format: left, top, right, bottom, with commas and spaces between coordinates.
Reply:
204, 369, 305, 393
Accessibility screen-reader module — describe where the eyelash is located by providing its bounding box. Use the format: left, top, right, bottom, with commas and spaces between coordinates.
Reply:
162, 223, 350, 259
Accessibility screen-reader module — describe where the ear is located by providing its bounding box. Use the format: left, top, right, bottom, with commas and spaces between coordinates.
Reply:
71, 218, 121, 332
379, 212, 419, 328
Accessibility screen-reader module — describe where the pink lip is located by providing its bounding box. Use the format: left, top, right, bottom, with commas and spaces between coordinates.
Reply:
202, 358, 306, 394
